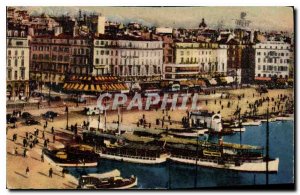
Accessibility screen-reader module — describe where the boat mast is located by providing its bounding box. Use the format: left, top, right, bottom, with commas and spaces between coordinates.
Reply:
194, 134, 199, 188
266, 107, 269, 185
117, 106, 121, 135
104, 94, 107, 131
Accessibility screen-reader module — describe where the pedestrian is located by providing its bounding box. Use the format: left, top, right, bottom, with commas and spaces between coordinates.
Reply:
46, 120, 48, 127
51, 127, 54, 134
62, 168, 65, 178
26, 166, 29, 175
23, 138, 27, 147
14, 147, 18, 156
41, 153, 44, 162
44, 140, 48, 148
23, 148, 27, 158
25, 132, 28, 139
49, 168, 53, 178
42, 131, 45, 139
53, 134, 56, 143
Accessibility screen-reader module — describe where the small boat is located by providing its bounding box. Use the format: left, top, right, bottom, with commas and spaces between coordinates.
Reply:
78, 169, 137, 189
43, 144, 99, 167
231, 127, 246, 132
242, 120, 261, 126
275, 116, 294, 121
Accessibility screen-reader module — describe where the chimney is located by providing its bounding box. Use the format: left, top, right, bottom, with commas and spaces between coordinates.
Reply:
54, 26, 63, 36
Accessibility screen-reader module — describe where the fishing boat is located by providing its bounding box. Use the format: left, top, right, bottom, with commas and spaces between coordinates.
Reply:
43, 144, 99, 167
78, 169, 137, 189
98, 143, 170, 164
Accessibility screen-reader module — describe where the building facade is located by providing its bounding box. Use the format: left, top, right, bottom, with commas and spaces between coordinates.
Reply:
7, 30, 30, 99
30, 34, 72, 88
174, 41, 228, 77
93, 35, 163, 81
253, 41, 291, 81
70, 37, 93, 76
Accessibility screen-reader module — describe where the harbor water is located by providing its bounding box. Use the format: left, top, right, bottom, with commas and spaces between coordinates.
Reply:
67, 120, 294, 189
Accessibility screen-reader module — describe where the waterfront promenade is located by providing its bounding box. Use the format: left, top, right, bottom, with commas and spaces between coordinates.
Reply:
6, 87, 294, 189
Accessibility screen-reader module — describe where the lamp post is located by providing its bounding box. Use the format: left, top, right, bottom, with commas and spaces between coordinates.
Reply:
48, 79, 51, 106
65, 105, 69, 130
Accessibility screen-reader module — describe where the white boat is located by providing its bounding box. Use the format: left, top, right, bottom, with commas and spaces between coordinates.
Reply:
275, 116, 294, 121
56, 162, 98, 167
231, 127, 246, 132
99, 153, 170, 164
260, 118, 277, 122
169, 156, 279, 173
242, 121, 262, 126
78, 169, 138, 189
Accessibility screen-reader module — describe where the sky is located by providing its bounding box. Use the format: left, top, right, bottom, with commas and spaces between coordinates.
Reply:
18, 6, 294, 32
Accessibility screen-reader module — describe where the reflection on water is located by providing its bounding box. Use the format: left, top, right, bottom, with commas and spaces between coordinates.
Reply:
67, 121, 294, 189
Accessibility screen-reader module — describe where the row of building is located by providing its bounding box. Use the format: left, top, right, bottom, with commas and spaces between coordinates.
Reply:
6, 7, 294, 98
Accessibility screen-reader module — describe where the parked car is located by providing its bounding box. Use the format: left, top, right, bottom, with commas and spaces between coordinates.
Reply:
42, 111, 58, 119
84, 107, 102, 116
7, 114, 17, 124
21, 112, 32, 119
25, 118, 40, 125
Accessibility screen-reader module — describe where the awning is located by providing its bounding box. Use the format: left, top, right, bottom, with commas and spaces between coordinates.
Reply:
255, 77, 272, 81
225, 76, 234, 84
209, 78, 217, 85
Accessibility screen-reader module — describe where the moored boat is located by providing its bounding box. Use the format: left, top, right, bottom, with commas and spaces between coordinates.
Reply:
242, 120, 262, 126
98, 143, 169, 164
169, 156, 279, 173
43, 144, 99, 167
78, 169, 137, 189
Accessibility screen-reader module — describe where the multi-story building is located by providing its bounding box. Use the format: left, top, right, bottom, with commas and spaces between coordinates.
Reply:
155, 32, 174, 64
253, 41, 290, 82
6, 29, 30, 99
174, 41, 228, 77
30, 34, 72, 88
219, 38, 247, 84
163, 63, 200, 81
70, 37, 92, 75
93, 35, 163, 81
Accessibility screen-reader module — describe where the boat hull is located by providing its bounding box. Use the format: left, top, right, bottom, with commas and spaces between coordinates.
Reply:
169, 156, 279, 173
99, 153, 169, 164
242, 121, 262, 126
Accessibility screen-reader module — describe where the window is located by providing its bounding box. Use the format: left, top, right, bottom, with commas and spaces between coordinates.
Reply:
14, 71, 17, 79
14, 59, 17, 66
21, 50, 24, 55
8, 50, 11, 56
8, 70, 11, 80
21, 59, 24, 66
258, 58, 261, 63
100, 50, 104, 55
258, 65, 261, 70
21, 69, 24, 79
95, 58, 99, 64
16, 41, 23, 46
15, 50, 18, 56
